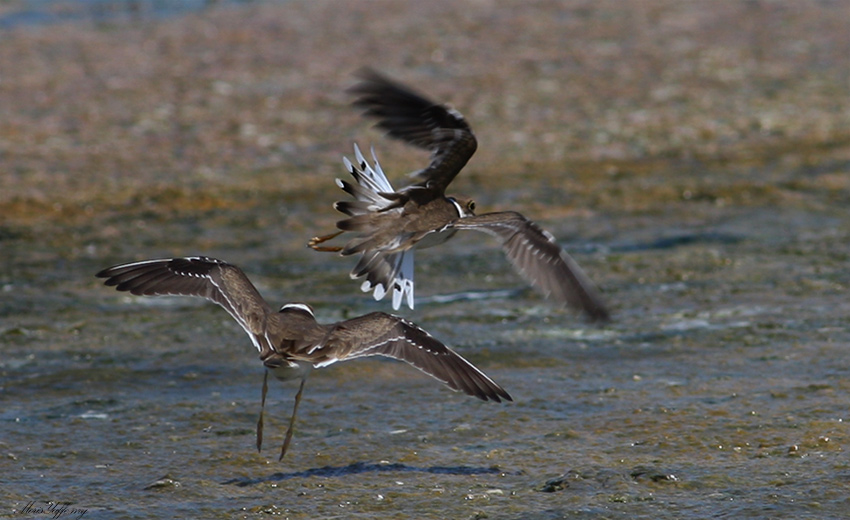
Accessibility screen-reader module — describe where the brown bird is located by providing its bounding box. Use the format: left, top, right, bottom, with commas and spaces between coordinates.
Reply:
96, 256, 511, 461
309, 68, 610, 321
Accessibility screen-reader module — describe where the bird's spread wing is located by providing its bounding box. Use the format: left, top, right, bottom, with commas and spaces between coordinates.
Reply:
319, 312, 511, 402
95, 257, 274, 348
335, 144, 401, 214
348, 68, 477, 194
452, 212, 610, 322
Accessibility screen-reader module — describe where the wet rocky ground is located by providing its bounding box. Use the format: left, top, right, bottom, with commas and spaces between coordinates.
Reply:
2, 1, 850, 519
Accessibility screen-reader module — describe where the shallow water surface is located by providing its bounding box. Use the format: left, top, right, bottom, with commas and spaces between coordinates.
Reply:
3, 169, 850, 519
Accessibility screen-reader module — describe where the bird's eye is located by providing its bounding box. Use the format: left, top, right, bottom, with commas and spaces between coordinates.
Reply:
467, 201, 476, 212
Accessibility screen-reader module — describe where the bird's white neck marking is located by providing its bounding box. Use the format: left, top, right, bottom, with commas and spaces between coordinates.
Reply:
280, 303, 314, 316
447, 197, 468, 218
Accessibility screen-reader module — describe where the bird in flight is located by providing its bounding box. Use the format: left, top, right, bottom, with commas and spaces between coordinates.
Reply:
309, 68, 609, 321
96, 256, 511, 460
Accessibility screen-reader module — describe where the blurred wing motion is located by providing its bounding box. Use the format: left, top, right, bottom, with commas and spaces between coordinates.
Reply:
348, 67, 477, 193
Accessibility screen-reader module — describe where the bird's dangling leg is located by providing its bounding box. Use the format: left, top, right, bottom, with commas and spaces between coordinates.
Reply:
256, 370, 270, 452
279, 376, 308, 461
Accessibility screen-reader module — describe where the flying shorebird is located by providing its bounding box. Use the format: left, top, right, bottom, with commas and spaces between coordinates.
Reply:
309, 68, 610, 320
95, 256, 511, 461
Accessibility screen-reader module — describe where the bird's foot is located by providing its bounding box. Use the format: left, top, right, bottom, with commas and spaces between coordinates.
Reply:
308, 231, 343, 252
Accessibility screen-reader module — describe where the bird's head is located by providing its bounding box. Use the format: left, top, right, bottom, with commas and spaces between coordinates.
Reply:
450, 196, 476, 217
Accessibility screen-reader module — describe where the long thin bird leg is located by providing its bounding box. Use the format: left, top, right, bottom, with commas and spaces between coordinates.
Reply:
256, 370, 269, 452
308, 231, 344, 252
279, 376, 307, 461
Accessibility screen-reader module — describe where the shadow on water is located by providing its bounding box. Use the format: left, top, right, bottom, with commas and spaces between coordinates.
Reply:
224, 461, 508, 487
608, 232, 744, 253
